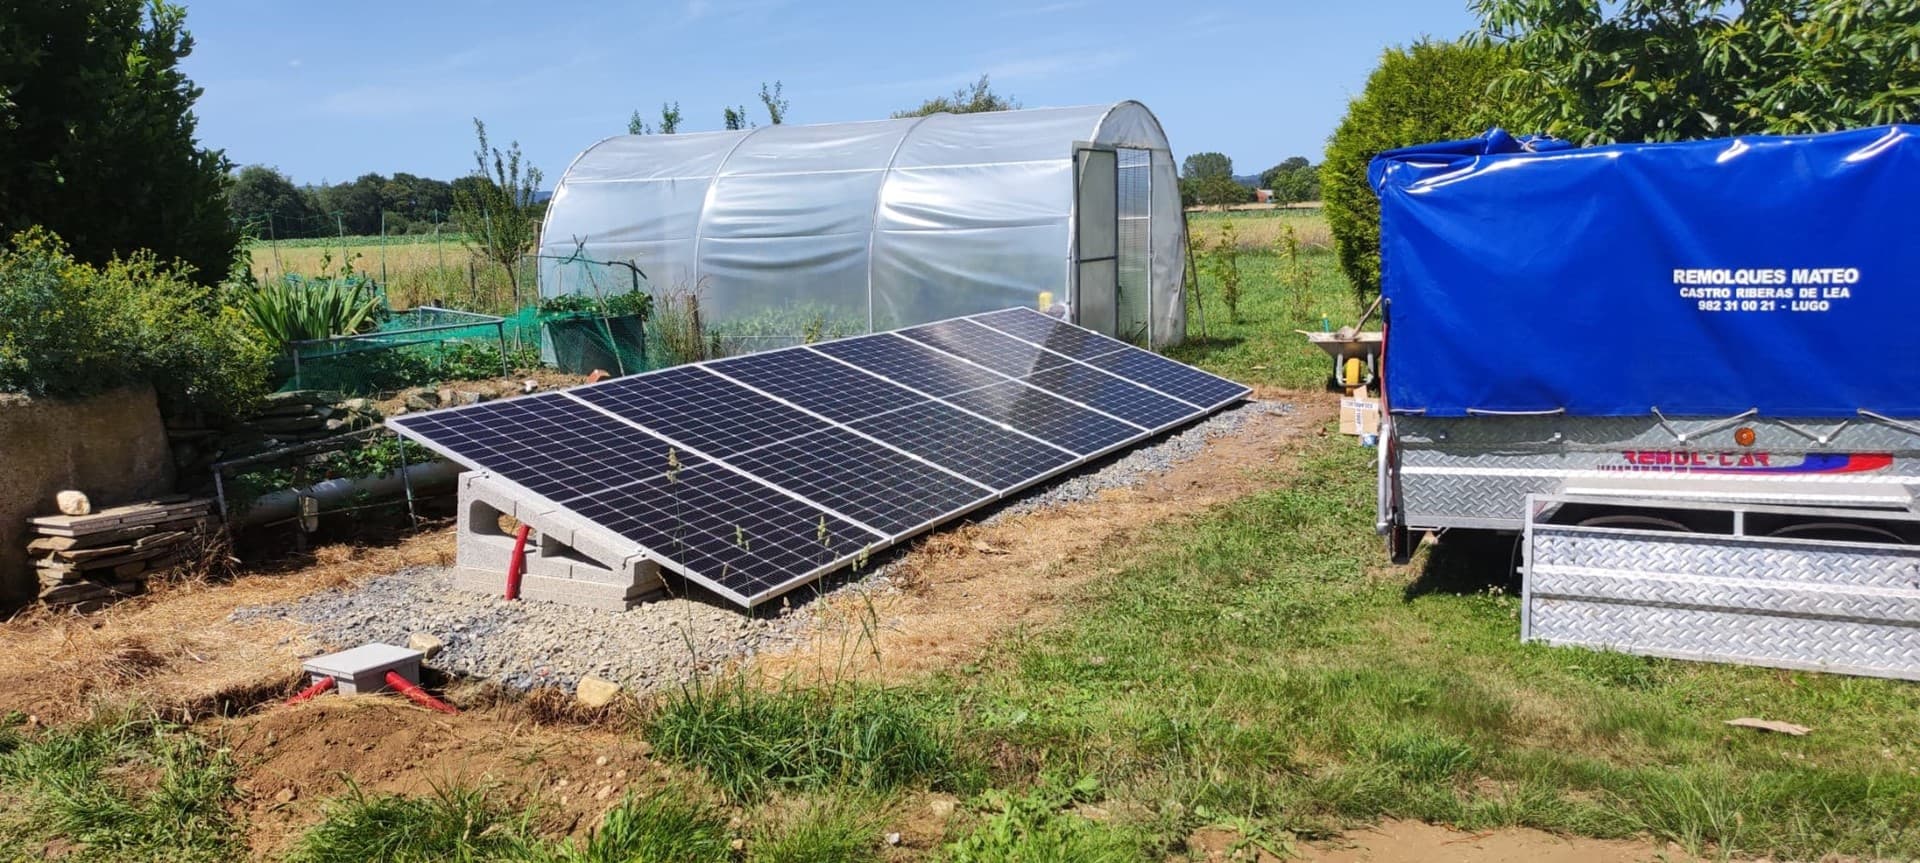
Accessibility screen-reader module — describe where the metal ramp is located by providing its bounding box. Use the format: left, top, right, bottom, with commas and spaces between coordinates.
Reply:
1522, 494, 1920, 681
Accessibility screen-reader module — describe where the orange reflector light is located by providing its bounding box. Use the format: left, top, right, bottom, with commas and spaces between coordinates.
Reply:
1734, 427, 1757, 447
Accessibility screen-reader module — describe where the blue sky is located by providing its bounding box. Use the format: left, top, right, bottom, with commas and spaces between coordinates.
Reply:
181, 0, 1479, 186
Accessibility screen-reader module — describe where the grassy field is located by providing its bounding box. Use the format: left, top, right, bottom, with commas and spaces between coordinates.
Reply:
248, 233, 530, 314
8, 220, 1920, 860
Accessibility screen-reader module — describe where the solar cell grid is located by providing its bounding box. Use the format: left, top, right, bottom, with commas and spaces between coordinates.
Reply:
971, 307, 1134, 358
389, 308, 1247, 607
811, 335, 1005, 396
722, 427, 990, 536
706, 349, 925, 424
939, 382, 1141, 455
392, 395, 691, 503
1079, 348, 1249, 409
570, 365, 829, 457
1023, 363, 1197, 429
570, 463, 880, 599
896, 319, 1075, 378
849, 401, 1075, 490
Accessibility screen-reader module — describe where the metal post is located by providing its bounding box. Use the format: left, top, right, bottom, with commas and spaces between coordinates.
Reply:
289, 346, 303, 390
395, 430, 418, 527
496, 320, 510, 377
379, 210, 388, 287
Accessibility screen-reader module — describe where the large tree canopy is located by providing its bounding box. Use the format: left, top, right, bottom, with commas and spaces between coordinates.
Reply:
0, 0, 235, 279
1471, 0, 1920, 143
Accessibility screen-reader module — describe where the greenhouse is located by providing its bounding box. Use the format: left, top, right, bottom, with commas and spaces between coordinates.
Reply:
537, 102, 1188, 349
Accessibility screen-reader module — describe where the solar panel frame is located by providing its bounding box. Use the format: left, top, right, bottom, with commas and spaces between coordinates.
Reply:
386, 308, 1250, 607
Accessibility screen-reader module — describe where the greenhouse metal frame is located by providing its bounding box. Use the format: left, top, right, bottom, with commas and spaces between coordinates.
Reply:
538, 102, 1187, 349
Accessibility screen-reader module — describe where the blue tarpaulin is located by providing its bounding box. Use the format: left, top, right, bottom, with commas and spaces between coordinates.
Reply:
1370, 125, 1920, 418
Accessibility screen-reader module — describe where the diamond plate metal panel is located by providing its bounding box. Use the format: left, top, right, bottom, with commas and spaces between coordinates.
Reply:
1393, 415, 1920, 527
1524, 501, 1920, 681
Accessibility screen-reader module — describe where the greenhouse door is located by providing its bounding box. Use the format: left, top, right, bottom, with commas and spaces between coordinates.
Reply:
1073, 147, 1119, 338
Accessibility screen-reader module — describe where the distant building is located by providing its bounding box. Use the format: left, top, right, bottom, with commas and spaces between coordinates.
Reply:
1254, 189, 1274, 204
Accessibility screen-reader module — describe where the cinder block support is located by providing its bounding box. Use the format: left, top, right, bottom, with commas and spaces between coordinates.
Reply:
453, 472, 664, 610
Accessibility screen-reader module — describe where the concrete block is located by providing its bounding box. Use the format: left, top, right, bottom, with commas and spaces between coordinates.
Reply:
407, 632, 445, 660
302, 643, 422, 695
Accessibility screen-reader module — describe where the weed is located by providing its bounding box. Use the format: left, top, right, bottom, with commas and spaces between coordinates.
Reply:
288, 781, 532, 863
942, 779, 1138, 863
0, 715, 242, 862
647, 677, 968, 802
747, 793, 883, 863
545, 788, 730, 863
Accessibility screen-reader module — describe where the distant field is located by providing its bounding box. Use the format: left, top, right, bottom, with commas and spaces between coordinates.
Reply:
248, 235, 527, 313
1188, 207, 1331, 251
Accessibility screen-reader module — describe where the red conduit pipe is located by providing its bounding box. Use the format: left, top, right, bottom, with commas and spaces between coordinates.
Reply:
386, 671, 459, 714
504, 523, 532, 600
286, 675, 335, 705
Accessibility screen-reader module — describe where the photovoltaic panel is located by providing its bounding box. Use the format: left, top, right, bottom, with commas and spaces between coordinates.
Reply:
895, 319, 1076, 378
393, 394, 691, 503
971, 307, 1135, 358
568, 463, 880, 599
1077, 348, 1250, 410
388, 308, 1247, 607
848, 401, 1075, 490
570, 365, 829, 457
812, 334, 1006, 396
706, 349, 924, 424
722, 427, 990, 535
1021, 363, 1197, 429
939, 382, 1141, 455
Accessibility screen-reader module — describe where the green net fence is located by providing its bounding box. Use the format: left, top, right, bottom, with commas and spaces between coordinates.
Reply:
277, 305, 656, 395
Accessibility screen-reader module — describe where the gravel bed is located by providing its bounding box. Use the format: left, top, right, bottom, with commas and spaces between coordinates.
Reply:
233, 398, 1290, 693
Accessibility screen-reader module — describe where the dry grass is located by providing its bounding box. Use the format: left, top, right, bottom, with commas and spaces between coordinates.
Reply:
0, 528, 456, 724
247, 237, 526, 313
1189, 209, 1333, 251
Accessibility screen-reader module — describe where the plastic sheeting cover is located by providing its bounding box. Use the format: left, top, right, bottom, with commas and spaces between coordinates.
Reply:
1371, 125, 1920, 418
539, 103, 1186, 348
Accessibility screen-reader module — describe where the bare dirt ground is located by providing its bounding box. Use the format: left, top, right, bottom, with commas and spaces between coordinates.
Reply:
1285, 820, 1702, 863
208, 697, 664, 860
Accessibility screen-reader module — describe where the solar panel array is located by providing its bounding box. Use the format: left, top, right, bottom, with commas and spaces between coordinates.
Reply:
389, 307, 1250, 607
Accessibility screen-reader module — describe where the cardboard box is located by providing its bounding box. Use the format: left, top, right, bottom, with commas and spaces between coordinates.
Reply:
1340, 397, 1381, 436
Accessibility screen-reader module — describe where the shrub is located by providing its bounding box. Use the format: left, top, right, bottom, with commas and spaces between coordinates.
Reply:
1202, 222, 1243, 324
0, 228, 272, 416
1322, 40, 1524, 302
235, 273, 384, 348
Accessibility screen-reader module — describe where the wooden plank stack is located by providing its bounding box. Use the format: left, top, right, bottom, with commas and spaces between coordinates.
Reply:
26, 496, 213, 610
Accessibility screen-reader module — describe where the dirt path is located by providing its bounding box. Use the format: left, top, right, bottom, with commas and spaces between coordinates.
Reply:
751, 389, 1328, 688
1284, 820, 1702, 863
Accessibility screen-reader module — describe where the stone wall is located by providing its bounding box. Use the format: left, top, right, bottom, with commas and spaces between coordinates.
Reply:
0, 387, 175, 603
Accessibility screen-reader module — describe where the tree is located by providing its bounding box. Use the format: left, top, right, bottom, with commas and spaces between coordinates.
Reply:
1185, 175, 1252, 209
228, 166, 316, 239
627, 110, 651, 135
1260, 157, 1320, 204
0, 0, 236, 280
1471, 0, 1920, 145
723, 105, 750, 131
759, 81, 788, 125
1323, 40, 1523, 300
1182, 152, 1234, 180
451, 119, 543, 312
660, 101, 683, 134
892, 75, 1020, 118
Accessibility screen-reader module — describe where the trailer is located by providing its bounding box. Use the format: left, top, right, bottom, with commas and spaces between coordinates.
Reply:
1370, 126, 1920, 680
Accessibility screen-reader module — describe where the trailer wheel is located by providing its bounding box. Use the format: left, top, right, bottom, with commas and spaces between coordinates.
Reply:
1766, 522, 1907, 544
1576, 514, 1692, 532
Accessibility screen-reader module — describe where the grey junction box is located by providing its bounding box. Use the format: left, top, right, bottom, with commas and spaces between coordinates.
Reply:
301, 643, 423, 695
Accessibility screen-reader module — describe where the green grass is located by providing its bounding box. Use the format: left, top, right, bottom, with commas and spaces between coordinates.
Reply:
1174, 209, 1359, 390
0, 712, 242, 862
646, 676, 974, 802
